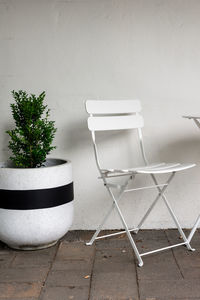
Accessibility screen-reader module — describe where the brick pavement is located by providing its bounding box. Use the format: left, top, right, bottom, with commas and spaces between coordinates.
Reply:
0, 230, 200, 300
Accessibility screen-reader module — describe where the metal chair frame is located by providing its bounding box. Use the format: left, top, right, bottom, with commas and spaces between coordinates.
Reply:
86, 100, 198, 267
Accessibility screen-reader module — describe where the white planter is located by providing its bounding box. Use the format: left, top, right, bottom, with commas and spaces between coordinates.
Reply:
0, 158, 74, 250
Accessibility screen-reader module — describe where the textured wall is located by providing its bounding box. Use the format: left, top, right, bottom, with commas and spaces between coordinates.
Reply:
1, 0, 200, 229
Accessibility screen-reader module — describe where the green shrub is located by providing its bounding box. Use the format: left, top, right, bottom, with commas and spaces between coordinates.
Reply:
6, 90, 57, 168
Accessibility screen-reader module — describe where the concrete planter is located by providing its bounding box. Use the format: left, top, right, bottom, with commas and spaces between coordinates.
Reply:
0, 158, 74, 250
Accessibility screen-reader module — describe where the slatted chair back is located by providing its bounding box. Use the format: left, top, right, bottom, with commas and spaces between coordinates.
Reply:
86, 100, 144, 131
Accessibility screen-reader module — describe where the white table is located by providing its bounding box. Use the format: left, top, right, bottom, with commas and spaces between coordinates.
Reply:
183, 115, 200, 129
183, 115, 200, 242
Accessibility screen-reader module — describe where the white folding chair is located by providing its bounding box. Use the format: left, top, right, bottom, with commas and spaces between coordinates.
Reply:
85, 100, 196, 267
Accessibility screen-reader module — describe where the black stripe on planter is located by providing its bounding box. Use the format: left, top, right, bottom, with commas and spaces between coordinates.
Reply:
0, 182, 74, 210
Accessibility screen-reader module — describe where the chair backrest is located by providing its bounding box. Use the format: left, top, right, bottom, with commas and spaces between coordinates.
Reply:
86, 100, 144, 131
86, 100, 148, 169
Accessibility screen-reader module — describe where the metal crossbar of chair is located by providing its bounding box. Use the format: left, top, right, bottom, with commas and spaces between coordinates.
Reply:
85, 100, 198, 267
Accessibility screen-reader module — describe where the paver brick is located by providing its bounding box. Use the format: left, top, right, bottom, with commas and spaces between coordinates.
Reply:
0, 251, 16, 268
41, 286, 89, 300
11, 246, 57, 268
90, 272, 139, 300
134, 229, 182, 280
56, 242, 95, 261
137, 250, 182, 280
90, 246, 139, 300
95, 235, 130, 250
52, 259, 93, 272
134, 230, 168, 242
94, 248, 135, 273
0, 282, 41, 298
166, 229, 200, 250
139, 280, 200, 299
166, 229, 200, 279
0, 298, 38, 300
0, 267, 48, 283
47, 241, 95, 289
133, 230, 170, 254
46, 269, 92, 287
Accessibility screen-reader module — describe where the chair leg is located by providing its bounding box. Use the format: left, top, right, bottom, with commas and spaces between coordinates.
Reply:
151, 173, 195, 251
187, 214, 200, 243
115, 201, 144, 267
86, 202, 115, 246
135, 173, 175, 233
106, 185, 143, 267
86, 175, 133, 246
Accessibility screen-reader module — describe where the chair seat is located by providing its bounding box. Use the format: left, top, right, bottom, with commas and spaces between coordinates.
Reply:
101, 162, 196, 176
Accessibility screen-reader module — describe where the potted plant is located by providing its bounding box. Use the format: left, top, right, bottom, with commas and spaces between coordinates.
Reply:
0, 90, 74, 250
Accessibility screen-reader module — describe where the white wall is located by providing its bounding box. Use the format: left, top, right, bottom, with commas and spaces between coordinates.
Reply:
1, 0, 200, 229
